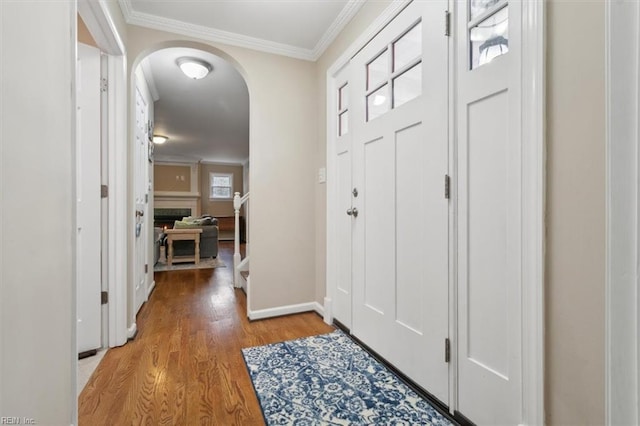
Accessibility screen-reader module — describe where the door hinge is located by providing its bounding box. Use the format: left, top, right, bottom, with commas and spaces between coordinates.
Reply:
445, 338, 451, 363
444, 11, 451, 37
444, 174, 451, 199
101, 291, 108, 305
101, 77, 108, 92
145, 264, 148, 273
101, 184, 108, 198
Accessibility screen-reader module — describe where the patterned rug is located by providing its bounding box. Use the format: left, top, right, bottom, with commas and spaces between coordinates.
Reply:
241, 330, 454, 426
153, 256, 225, 272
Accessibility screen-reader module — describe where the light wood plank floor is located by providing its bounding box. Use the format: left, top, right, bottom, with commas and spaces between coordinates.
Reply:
78, 242, 334, 425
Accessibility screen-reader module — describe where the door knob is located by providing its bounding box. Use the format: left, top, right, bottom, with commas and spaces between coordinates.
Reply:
346, 208, 359, 217
136, 210, 144, 217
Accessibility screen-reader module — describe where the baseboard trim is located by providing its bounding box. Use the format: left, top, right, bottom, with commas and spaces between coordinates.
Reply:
323, 297, 333, 325
127, 323, 137, 340
248, 301, 324, 321
147, 280, 156, 298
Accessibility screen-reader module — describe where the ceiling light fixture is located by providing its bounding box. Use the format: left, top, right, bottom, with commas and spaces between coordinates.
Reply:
152, 135, 168, 144
176, 57, 212, 80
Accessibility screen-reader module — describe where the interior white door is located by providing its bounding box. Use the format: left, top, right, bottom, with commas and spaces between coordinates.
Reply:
77, 43, 102, 353
332, 67, 354, 329
456, 1, 522, 423
134, 87, 149, 314
350, 0, 450, 404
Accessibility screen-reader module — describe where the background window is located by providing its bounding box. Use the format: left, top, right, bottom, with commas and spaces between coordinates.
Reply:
210, 173, 233, 199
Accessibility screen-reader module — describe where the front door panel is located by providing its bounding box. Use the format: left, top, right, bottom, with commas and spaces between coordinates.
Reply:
350, 0, 450, 404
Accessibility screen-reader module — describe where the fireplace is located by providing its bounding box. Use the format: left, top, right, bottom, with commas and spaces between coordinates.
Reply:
154, 207, 192, 228
153, 194, 200, 228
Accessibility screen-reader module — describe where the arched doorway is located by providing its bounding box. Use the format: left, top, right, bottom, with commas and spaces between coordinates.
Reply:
129, 43, 250, 327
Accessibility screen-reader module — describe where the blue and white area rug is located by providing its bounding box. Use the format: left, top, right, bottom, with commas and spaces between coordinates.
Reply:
241, 330, 454, 425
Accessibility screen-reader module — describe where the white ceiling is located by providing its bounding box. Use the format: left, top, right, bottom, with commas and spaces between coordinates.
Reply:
144, 47, 249, 163
124, 0, 363, 164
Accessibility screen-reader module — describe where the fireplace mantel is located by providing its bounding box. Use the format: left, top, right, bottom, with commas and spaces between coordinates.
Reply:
154, 191, 200, 217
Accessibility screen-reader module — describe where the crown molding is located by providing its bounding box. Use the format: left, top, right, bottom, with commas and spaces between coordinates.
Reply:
119, 0, 364, 61
119, 0, 314, 60
200, 159, 246, 167
312, 0, 365, 60
154, 154, 202, 164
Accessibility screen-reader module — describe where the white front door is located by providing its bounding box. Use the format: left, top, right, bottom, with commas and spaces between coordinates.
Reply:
455, 1, 522, 423
77, 43, 102, 353
350, 0, 450, 404
332, 67, 354, 329
134, 87, 149, 314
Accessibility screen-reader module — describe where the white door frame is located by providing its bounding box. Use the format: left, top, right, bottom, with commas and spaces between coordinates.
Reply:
518, 1, 545, 424
78, 0, 128, 347
325, 0, 544, 424
605, 2, 640, 425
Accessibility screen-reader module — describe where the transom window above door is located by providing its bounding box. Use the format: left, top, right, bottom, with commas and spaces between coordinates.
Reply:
469, 0, 509, 69
365, 20, 423, 122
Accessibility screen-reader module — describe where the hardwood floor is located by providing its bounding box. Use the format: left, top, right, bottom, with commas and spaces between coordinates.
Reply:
78, 242, 334, 425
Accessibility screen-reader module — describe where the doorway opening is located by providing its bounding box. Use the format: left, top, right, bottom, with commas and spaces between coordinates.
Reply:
130, 43, 251, 326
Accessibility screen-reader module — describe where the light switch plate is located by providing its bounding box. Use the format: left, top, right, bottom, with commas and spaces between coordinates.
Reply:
318, 167, 327, 183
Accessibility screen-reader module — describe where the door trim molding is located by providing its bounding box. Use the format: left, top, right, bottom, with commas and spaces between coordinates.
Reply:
79, 1, 129, 347
605, 2, 640, 424
78, 0, 125, 56
520, 1, 546, 424
107, 54, 128, 347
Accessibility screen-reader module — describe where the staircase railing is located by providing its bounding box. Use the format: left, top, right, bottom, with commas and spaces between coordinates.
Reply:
233, 191, 249, 288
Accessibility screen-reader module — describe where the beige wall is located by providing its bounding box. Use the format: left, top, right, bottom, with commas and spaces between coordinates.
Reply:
155, 164, 192, 192
200, 162, 244, 217
1, 1, 76, 423
126, 25, 318, 311
78, 15, 98, 47
546, 1, 606, 424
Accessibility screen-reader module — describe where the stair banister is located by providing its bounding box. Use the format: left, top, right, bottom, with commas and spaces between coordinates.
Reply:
233, 191, 249, 288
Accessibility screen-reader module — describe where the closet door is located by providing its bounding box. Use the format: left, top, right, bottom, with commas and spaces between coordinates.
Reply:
350, 0, 450, 404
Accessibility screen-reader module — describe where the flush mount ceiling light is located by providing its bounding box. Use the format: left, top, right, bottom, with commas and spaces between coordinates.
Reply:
152, 135, 168, 144
176, 57, 212, 80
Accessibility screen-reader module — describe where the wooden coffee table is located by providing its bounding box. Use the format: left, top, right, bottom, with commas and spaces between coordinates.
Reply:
164, 228, 203, 266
